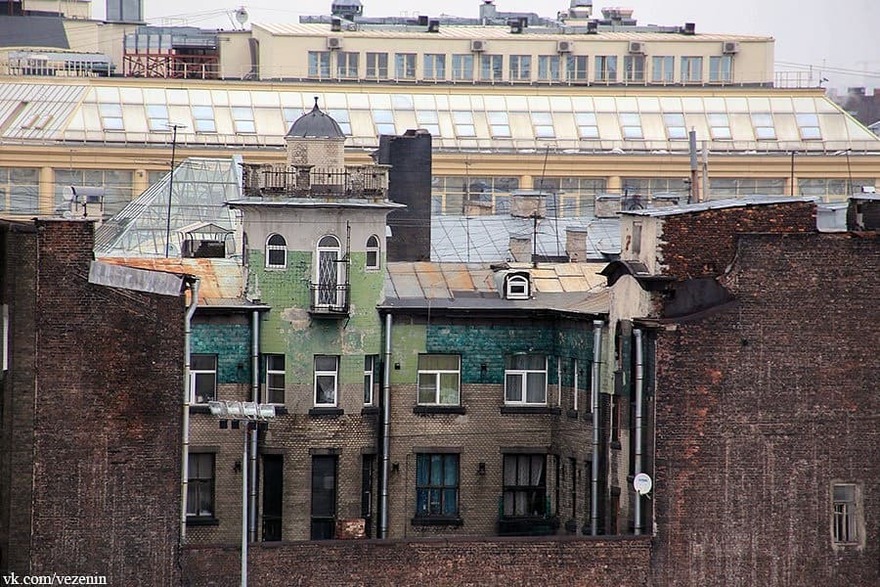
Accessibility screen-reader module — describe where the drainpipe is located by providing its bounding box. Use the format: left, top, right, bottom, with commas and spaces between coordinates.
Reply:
249, 309, 260, 543
590, 319, 603, 536
633, 328, 644, 535
181, 278, 200, 544
379, 312, 392, 538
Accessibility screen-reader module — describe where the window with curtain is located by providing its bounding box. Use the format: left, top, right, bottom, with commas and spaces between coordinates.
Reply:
415, 454, 459, 518
502, 454, 547, 517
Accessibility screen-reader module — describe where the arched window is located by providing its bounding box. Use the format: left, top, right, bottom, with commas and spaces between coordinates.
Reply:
316, 235, 342, 306
266, 233, 287, 269
505, 273, 530, 300
365, 235, 380, 270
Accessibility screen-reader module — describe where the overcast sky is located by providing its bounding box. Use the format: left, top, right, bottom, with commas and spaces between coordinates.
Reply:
106, 0, 879, 91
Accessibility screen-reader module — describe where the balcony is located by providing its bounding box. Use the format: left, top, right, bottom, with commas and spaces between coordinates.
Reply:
308, 282, 350, 316
242, 164, 389, 200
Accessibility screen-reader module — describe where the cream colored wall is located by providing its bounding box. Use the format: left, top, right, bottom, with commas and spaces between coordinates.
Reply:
218, 32, 253, 80
63, 20, 137, 70
26, 0, 91, 19
619, 214, 663, 274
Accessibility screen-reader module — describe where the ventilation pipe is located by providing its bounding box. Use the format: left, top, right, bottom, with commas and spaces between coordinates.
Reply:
248, 309, 260, 543
180, 278, 200, 544
379, 312, 393, 538
590, 319, 603, 535
633, 328, 644, 535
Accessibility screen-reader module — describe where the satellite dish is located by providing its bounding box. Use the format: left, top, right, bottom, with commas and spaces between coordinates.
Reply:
633, 473, 653, 496
234, 6, 249, 27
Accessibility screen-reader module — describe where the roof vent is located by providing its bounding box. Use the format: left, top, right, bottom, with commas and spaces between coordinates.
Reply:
681, 22, 696, 35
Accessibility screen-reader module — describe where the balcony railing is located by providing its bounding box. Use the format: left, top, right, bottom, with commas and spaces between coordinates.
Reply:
242, 165, 389, 199
308, 282, 351, 316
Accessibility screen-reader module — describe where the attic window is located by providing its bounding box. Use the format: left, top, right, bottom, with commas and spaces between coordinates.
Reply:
506, 273, 530, 300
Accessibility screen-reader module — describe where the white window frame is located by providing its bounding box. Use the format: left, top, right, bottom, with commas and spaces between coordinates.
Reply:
651, 56, 674, 83
336, 51, 359, 79
531, 112, 554, 139
265, 354, 285, 404
231, 106, 256, 134
709, 55, 733, 83
366, 52, 388, 79
797, 113, 822, 140
663, 113, 687, 140
681, 56, 703, 83
146, 104, 170, 132
266, 233, 287, 269
620, 112, 644, 140
504, 354, 547, 405
364, 355, 377, 405
394, 53, 416, 79
417, 354, 461, 406
751, 113, 777, 140
538, 55, 560, 81
566, 55, 588, 82
314, 355, 339, 407
506, 274, 530, 300
708, 113, 732, 140
576, 112, 599, 139
594, 55, 617, 83
480, 54, 503, 81
365, 234, 380, 270
186, 452, 215, 518
832, 482, 861, 546
424, 53, 446, 80
509, 55, 531, 81
191, 105, 216, 133
99, 103, 124, 131
487, 111, 510, 138
452, 54, 474, 81
190, 354, 217, 404
315, 234, 343, 308
308, 51, 331, 78
372, 109, 396, 136
452, 111, 476, 137
624, 55, 645, 83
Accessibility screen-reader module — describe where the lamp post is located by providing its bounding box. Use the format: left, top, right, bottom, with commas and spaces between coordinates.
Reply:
208, 401, 277, 587
164, 123, 186, 258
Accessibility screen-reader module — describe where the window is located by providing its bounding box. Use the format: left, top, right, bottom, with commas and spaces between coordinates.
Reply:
424, 54, 446, 80
832, 483, 860, 545
530, 112, 554, 138
266, 233, 287, 268
99, 103, 123, 131
709, 55, 732, 83
266, 354, 285, 404
452, 111, 476, 137
364, 355, 377, 405
538, 55, 561, 81
751, 113, 777, 140
509, 55, 531, 81
146, 104, 170, 132
314, 355, 339, 406
797, 113, 822, 140
337, 52, 359, 78
506, 274, 530, 299
308, 51, 331, 78
663, 113, 687, 140
231, 106, 255, 134
187, 453, 215, 519
488, 111, 510, 138
395, 53, 416, 79
576, 112, 599, 139
365, 235, 381, 269
624, 55, 645, 82
620, 112, 644, 140
372, 109, 396, 135
415, 454, 459, 518
191, 105, 216, 133
480, 54, 503, 81
451, 54, 474, 81
417, 354, 460, 405
632, 222, 642, 255
416, 110, 440, 135
708, 113, 732, 140
502, 454, 547, 517
191, 354, 217, 404
366, 52, 388, 79
595, 55, 617, 82
327, 109, 351, 135
681, 56, 703, 83
316, 235, 343, 307
505, 354, 547, 404
566, 55, 588, 82
651, 56, 674, 83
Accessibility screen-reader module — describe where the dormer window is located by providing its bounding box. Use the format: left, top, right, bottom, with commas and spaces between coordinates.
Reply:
505, 273, 530, 300
266, 233, 287, 269
366, 235, 380, 270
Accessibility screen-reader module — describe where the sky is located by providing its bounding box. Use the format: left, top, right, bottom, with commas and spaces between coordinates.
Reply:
95, 0, 879, 91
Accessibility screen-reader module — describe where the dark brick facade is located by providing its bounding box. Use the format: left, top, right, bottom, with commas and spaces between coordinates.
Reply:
651, 232, 880, 586
0, 219, 185, 584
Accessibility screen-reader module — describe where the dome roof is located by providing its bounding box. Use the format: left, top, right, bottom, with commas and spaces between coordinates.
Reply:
286, 97, 345, 139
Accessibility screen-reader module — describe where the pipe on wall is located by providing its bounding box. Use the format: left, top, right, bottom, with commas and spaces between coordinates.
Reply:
249, 309, 260, 543
633, 328, 644, 535
379, 312, 392, 538
590, 319, 603, 536
180, 278, 200, 545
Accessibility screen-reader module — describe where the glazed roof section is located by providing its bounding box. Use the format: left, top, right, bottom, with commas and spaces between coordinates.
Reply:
1, 79, 878, 153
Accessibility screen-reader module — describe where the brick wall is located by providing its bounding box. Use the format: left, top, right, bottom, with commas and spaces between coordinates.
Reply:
651, 232, 880, 586
182, 535, 652, 587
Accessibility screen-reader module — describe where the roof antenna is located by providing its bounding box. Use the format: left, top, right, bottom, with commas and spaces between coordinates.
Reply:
313, 96, 320, 110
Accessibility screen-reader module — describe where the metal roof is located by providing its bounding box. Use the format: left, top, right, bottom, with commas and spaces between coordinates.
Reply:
620, 195, 817, 217
0, 15, 69, 49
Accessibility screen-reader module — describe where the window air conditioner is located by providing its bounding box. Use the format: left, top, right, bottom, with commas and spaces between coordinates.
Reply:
723, 41, 740, 54
557, 40, 573, 53
471, 39, 487, 52
327, 37, 343, 50
628, 41, 645, 54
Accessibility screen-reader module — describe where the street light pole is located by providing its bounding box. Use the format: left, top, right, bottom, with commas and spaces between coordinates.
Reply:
164, 123, 184, 258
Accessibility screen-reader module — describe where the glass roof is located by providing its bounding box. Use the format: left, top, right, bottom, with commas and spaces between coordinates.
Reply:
94, 157, 242, 258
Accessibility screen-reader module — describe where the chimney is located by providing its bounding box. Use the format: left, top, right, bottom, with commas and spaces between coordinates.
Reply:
595, 194, 621, 218
509, 191, 546, 219
508, 234, 532, 263
565, 226, 588, 262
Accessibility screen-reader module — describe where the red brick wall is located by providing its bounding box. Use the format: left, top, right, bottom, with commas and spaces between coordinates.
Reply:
651, 232, 880, 586
183, 535, 652, 587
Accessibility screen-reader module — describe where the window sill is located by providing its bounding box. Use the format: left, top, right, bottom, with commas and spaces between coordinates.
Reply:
309, 407, 344, 418
413, 405, 466, 415
500, 406, 562, 416
361, 406, 380, 416
186, 516, 219, 527
411, 516, 463, 527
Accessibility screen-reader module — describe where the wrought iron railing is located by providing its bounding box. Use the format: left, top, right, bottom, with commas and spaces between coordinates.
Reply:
242, 165, 388, 199
308, 282, 351, 315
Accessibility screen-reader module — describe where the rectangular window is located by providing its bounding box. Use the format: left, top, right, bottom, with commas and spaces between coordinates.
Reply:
99, 103, 124, 131
833, 483, 859, 544
395, 53, 416, 79
624, 55, 645, 82
372, 109, 396, 135
314, 355, 339, 406
364, 354, 377, 405
576, 112, 599, 139
327, 109, 351, 135
231, 106, 255, 134
488, 111, 510, 138
191, 105, 216, 133
509, 55, 531, 81
663, 113, 687, 140
620, 112, 644, 140
505, 354, 547, 404
366, 52, 388, 79
751, 113, 777, 140
265, 354, 285, 404
191, 354, 217, 404
632, 221, 642, 255
651, 56, 674, 83
186, 453, 215, 519
531, 112, 554, 138
709, 55, 732, 83
336, 51, 359, 78
308, 51, 331, 78
451, 54, 473, 80
452, 111, 476, 137
415, 454, 459, 518
311, 455, 337, 539
538, 55, 560, 81
502, 454, 547, 517
480, 54, 503, 81
681, 56, 703, 83
417, 354, 460, 405
424, 53, 446, 80
708, 112, 732, 140
797, 113, 822, 140
595, 55, 617, 82
415, 110, 440, 135
146, 104, 170, 132
566, 55, 588, 82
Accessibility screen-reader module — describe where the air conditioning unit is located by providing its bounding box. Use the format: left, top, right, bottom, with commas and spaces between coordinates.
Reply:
470, 39, 487, 52
628, 41, 645, 54
557, 40, 573, 53
723, 41, 739, 54
326, 37, 343, 50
